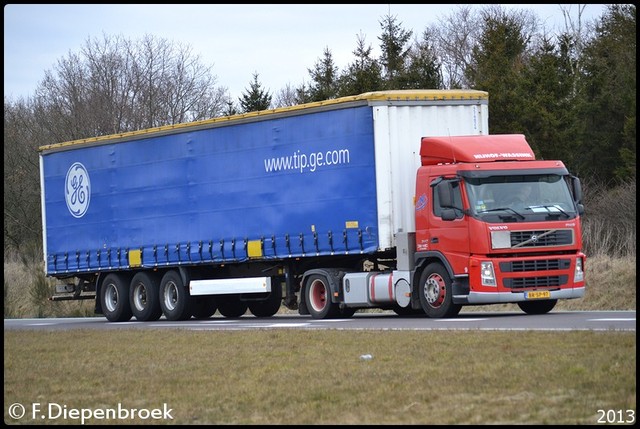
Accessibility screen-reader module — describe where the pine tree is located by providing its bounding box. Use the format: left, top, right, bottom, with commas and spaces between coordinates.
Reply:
378, 13, 413, 89
307, 47, 339, 102
337, 32, 383, 96
238, 72, 272, 113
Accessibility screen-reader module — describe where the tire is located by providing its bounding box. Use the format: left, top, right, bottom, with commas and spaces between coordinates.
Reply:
517, 299, 557, 315
392, 304, 422, 316
191, 296, 218, 319
100, 273, 132, 322
129, 271, 162, 321
304, 274, 339, 319
159, 270, 192, 321
218, 295, 248, 318
338, 306, 357, 318
248, 281, 283, 317
418, 263, 462, 318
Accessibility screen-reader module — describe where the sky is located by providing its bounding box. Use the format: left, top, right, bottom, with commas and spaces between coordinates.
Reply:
4, 4, 609, 102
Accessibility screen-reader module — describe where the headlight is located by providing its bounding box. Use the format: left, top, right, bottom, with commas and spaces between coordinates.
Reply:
481, 261, 497, 286
574, 257, 584, 282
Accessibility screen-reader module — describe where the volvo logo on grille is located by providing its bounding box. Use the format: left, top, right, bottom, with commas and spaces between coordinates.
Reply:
530, 234, 539, 243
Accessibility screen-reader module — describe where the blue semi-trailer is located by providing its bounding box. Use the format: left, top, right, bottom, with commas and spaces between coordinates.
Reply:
40, 90, 585, 322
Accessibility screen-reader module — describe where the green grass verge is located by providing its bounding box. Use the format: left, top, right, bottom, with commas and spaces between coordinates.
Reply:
4, 329, 636, 425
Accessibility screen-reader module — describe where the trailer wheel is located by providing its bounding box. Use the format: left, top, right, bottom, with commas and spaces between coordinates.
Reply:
191, 296, 218, 319
418, 263, 462, 318
305, 274, 339, 319
218, 295, 248, 318
159, 270, 192, 321
100, 273, 132, 322
517, 299, 557, 315
129, 271, 163, 321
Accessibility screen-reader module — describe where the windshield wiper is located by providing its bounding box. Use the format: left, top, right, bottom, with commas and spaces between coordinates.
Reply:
478, 207, 525, 220
528, 205, 570, 217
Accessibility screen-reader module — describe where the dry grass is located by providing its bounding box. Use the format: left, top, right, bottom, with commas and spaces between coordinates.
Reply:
3, 257, 95, 319
3, 330, 635, 425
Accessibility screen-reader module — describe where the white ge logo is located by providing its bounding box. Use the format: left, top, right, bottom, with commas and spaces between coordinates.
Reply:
65, 162, 91, 218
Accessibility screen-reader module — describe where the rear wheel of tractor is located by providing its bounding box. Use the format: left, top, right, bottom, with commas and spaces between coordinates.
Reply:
129, 271, 162, 321
248, 281, 283, 317
304, 274, 339, 319
218, 295, 248, 318
159, 270, 192, 321
418, 263, 462, 318
517, 299, 557, 315
101, 273, 132, 322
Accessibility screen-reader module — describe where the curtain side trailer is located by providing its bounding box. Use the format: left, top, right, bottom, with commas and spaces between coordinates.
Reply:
40, 90, 585, 321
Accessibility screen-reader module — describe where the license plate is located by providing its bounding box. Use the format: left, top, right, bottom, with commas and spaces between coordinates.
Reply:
526, 290, 551, 299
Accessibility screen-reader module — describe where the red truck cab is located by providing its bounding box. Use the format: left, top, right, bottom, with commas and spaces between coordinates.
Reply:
413, 134, 586, 317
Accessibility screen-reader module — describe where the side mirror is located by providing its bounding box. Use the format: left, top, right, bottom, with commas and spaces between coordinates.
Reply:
436, 182, 453, 208
571, 176, 583, 204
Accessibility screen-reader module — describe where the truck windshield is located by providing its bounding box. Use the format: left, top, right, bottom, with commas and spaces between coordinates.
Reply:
465, 174, 577, 220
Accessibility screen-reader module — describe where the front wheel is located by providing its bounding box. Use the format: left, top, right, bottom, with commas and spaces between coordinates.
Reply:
517, 299, 557, 315
418, 263, 461, 318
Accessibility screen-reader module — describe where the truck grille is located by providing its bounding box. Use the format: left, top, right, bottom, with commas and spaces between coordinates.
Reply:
500, 259, 571, 272
511, 229, 573, 248
504, 275, 568, 289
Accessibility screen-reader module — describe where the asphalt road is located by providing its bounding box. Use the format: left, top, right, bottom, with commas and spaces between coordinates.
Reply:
3, 310, 635, 332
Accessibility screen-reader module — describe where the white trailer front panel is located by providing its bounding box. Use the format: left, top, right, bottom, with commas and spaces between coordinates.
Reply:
369, 92, 489, 250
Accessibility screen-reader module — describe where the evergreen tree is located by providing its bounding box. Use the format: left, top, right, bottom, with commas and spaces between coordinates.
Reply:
397, 29, 443, 90
378, 13, 413, 89
293, 81, 313, 105
238, 72, 272, 112
222, 98, 239, 116
466, 6, 532, 134
336, 32, 383, 97
574, 4, 636, 182
307, 47, 339, 102
519, 34, 578, 166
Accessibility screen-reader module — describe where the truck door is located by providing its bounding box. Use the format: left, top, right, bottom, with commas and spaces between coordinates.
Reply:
415, 173, 470, 274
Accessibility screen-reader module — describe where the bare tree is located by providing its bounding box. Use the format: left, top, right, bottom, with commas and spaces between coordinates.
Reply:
272, 82, 303, 108
4, 98, 44, 254
34, 33, 228, 142
432, 5, 481, 89
4, 33, 230, 255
